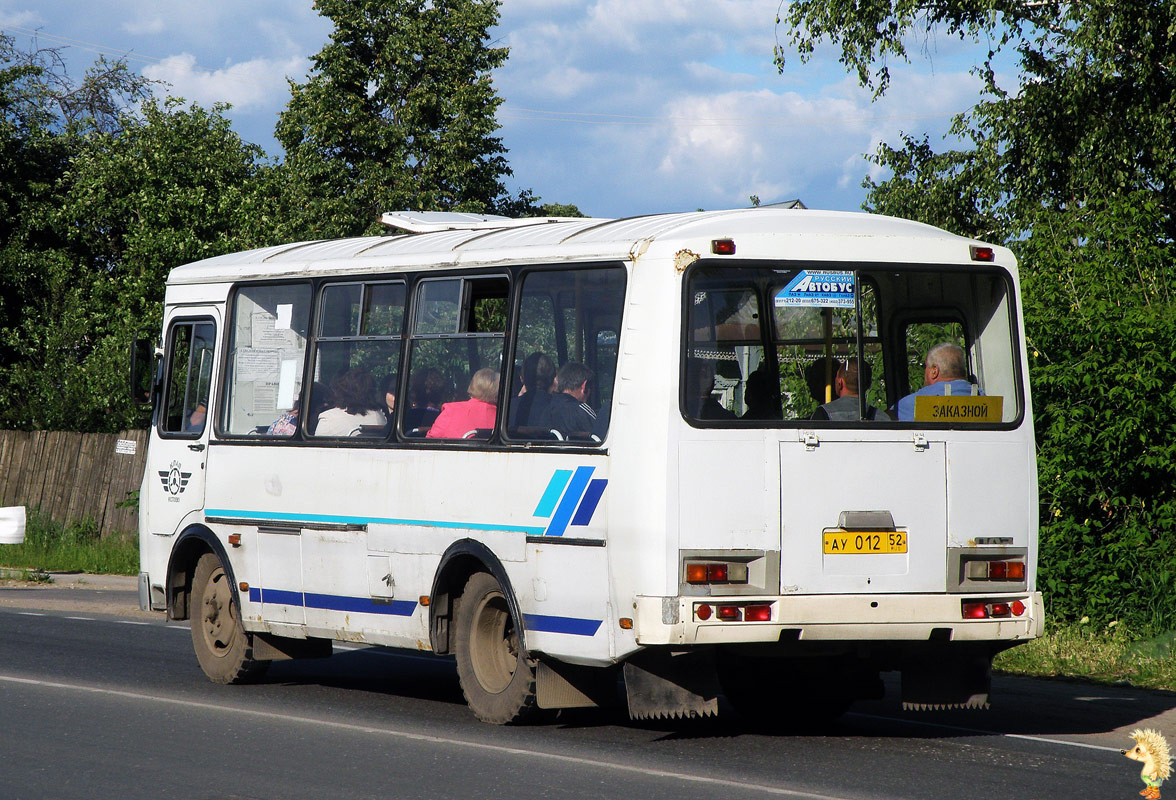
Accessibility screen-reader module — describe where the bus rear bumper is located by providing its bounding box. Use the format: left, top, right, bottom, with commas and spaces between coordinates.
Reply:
633, 591, 1043, 646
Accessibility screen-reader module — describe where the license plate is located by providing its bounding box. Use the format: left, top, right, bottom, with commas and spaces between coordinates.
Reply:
823, 530, 907, 554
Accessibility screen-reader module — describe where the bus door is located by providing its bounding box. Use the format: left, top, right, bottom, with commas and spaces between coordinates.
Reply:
779, 437, 947, 594
145, 309, 219, 539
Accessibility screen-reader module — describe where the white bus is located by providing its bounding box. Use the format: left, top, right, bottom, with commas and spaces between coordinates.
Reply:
134, 207, 1042, 723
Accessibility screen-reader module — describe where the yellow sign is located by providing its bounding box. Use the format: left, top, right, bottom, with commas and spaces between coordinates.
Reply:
823, 530, 907, 554
914, 394, 1003, 423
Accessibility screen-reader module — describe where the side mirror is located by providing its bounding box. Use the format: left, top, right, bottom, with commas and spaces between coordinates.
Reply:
129, 338, 158, 406
0, 506, 26, 545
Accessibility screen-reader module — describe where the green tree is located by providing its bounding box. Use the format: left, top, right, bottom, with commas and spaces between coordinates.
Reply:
275, 0, 532, 239
779, 0, 1176, 629
0, 96, 271, 432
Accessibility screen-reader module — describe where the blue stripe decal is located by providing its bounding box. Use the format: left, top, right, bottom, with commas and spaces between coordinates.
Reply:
206, 508, 546, 536
570, 478, 607, 527
522, 613, 603, 637
544, 466, 595, 537
304, 593, 417, 616
533, 469, 573, 517
246, 586, 416, 616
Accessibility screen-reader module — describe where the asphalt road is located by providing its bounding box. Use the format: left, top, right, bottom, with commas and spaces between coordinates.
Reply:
1, 576, 1172, 799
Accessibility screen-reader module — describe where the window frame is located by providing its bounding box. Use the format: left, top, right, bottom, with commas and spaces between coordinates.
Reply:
158, 316, 217, 440
681, 259, 1025, 430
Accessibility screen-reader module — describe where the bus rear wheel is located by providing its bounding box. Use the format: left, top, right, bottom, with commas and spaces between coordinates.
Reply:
454, 571, 537, 724
190, 552, 269, 684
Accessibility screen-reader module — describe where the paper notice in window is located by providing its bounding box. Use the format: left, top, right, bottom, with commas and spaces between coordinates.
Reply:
277, 359, 297, 410
236, 349, 279, 382
275, 304, 292, 331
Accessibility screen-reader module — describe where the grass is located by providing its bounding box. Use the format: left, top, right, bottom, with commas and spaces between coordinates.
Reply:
0, 508, 138, 576
995, 620, 1176, 692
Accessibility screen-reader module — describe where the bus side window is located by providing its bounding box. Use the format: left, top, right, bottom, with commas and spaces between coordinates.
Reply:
161, 320, 216, 435
506, 265, 626, 444
309, 280, 404, 439
221, 283, 312, 437
403, 276, 508, 441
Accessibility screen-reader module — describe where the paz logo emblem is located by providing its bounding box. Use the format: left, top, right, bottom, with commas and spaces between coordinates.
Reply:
158, 460, 192, 496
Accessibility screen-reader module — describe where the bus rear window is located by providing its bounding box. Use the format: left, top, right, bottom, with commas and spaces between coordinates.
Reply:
684, 262, 1022, 426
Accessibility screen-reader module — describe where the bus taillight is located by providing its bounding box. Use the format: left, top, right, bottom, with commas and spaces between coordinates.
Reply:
962, 599, 1027, 619
684, 560, 748, 584
965, 559, 1026, 581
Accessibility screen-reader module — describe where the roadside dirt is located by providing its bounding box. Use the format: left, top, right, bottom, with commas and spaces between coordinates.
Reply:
0, 572, 157, 619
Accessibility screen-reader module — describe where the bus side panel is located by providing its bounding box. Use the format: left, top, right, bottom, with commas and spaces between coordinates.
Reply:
202, 443, 615, 663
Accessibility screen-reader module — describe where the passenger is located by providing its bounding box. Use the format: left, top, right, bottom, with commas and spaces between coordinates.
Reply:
687, 358, 736, 420
315, 369, 387, 436
508, 352, 555, 429
381, 373, 398, 416
535, 361, 598, 437
741, 362, 782, 420
403, 367, 447, 432
811, 358, 888, 420
895, 342, 979, 421
185, 400, 208, 433
803, 356, 843, 405
427, 368, 500, 439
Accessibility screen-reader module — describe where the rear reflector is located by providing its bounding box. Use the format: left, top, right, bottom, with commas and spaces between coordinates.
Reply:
963, 599, 1028, 619
693, 601, 774, 623
743, 604, 772, 622
716, 605, 742, 621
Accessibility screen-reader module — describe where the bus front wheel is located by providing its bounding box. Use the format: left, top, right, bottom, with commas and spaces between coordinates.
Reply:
454, 571, 537, 724
190, 552, 269, 684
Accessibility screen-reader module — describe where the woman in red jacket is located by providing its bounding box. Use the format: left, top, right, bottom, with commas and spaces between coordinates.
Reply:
426, 368, 500, 440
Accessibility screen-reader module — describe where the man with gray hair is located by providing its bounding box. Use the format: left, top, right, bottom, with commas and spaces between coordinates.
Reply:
896, 342, 978, 421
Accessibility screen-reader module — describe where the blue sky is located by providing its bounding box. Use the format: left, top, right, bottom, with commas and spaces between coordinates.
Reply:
1, 0, 996, 218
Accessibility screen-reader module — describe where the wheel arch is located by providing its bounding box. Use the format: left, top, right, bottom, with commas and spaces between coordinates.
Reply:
167, 523, 238, 621
428, 539, 525, 656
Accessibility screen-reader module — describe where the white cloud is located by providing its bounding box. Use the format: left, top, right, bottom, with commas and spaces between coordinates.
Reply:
143, 52, 306, 111
121, 16, 164, 35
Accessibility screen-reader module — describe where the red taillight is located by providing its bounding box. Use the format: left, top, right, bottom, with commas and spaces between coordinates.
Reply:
694, 602, 773, 623
966, 559, 1026, 581
962, 602, 988, 619
743, 604, 772, 622
712, 238, 736, 255
970, 245, 995, 262
685, 562, 736, 584
716, 604, 742, 621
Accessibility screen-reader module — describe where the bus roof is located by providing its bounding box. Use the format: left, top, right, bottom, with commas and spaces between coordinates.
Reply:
166, 207, 1002, 286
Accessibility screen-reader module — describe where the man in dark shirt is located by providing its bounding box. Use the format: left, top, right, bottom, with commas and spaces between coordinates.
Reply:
536, 361, 597, 439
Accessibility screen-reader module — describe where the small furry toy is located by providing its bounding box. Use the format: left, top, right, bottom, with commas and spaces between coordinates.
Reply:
1123, 728, 1172, 799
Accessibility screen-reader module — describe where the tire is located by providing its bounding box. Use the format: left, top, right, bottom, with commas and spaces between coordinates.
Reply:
453, 571, 538, 724
190, 552, 269, 684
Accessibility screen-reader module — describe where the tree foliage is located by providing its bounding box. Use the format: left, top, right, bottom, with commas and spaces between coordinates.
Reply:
275, 0, 532, 239
780, 0, 1176, 628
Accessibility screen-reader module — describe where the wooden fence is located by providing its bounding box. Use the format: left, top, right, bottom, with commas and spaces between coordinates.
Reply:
0, 429, 148, 539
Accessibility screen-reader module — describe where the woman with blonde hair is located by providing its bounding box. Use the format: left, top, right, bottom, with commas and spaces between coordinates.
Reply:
426, 368, 500, 439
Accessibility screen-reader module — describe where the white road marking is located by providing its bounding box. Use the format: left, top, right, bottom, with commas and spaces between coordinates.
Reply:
850, 712, 1123, 753
0, 673, 848, 799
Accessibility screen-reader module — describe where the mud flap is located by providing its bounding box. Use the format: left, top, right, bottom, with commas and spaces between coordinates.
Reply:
901, 653, 991, 710
536, 660, 617, 710
623, 649, 720, 720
